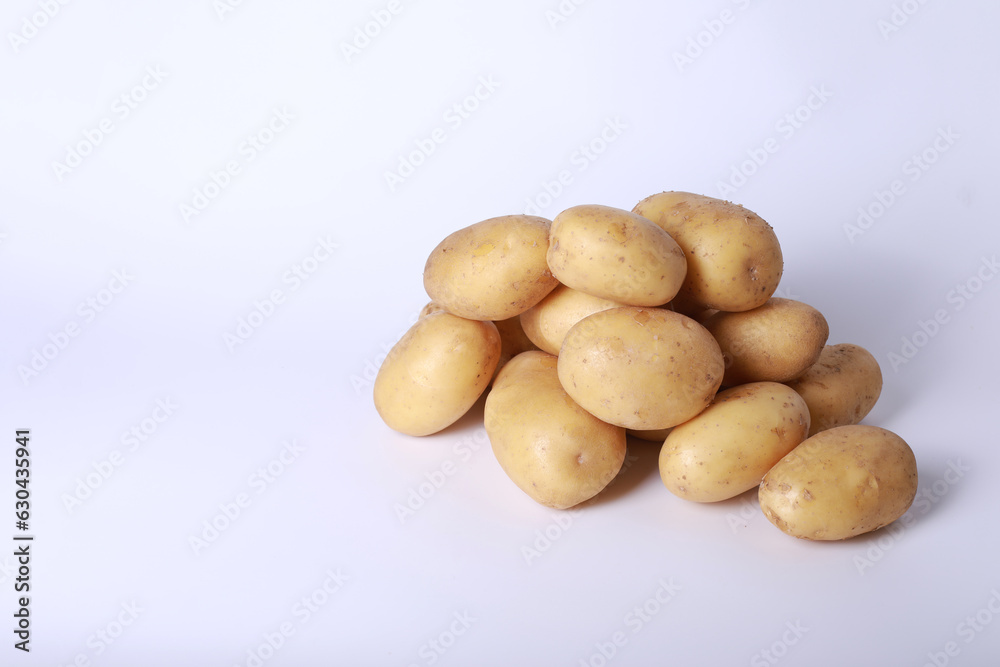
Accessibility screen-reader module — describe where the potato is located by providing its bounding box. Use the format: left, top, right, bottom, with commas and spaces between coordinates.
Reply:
423, 215, 559, 321
418, 301, 447, 318
704, 298, 829, 386
633, 191, 783, 312
546, 204, 687, 306
519, 283, 622, 355
557, 306, 724, 430
786, 344, 883, 436
424, 302, 539, 380
374, 312, 500, 436
492, 315, 539, 380
759, 425, 918, 540
485, 351, 627, 509
658, 382, 810, 502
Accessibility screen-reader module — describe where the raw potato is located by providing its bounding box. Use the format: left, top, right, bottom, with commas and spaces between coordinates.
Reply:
633, 191, 783, 312
758, 425, 918, 540
659, 382, 811, 502
485, 351, 627, 509
492, 315, 540, 380
418, 301, 447, 318
557, 306, 725, 430
546, 204, 687, 306
423, 215, 559, 321
519, 283, 622, 355
786, 344, 883, 436
374, 312, 501, 437
421, 302, 539, 381
704, 298, 829, 386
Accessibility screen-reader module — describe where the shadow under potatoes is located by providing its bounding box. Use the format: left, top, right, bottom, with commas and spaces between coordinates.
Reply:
584, 436, 663, 507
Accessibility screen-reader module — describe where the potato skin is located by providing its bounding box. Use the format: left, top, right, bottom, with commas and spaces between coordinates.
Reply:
424, 302, 539, 381
423, 215, 559, 321
374, 312, 500, 436
758, 425, 918, 540
785, 344, 883, 436
519, 283, 622, 356
557, 306, 724, 430
704, 298, 829, 386
546, 205, 687, 306
418, 301, 448, 318
633, 191, 782, 312
485, 351, 627, 509
659, 382, 810, 502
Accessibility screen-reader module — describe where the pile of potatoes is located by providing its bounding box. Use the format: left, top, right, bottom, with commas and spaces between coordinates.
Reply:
373, 192, 918, 541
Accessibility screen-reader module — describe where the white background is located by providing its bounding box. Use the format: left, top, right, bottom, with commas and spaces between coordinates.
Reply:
3, 1, 1000, 665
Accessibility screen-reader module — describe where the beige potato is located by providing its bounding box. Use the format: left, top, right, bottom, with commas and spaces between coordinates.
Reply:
704, 298, 829, 386
546, 205, 687, 306
519, 283, 622, 355
557, 306, 724, 430
786, 344, 883, 436
418, 301, 447, 318
374, 312, 500, 436
659, 382, 811, 502
423, 215, 559, 321
633, 191, 783, 312
759, 425, 918, 540
421, 302, 539, 380
485, 351, 627, 509
492, 315, 539, 380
